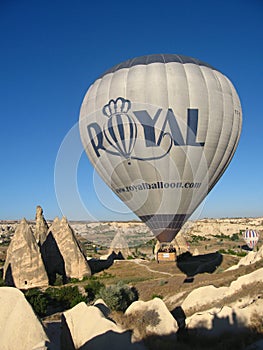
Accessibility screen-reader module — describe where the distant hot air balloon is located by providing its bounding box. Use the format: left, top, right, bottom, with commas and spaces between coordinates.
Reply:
243, 229, 259, 250
79, 54, 242, 243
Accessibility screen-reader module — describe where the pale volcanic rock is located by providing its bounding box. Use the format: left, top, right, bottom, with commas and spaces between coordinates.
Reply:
61, 302, 144, 350
34, 205, 49, 245
125, 297, 178, 337
172, 231, 189, 253
186, 298, 263, 337
185, 217, 263, 238
3, 218, 49, 289
44, 217, 91, 280
108, 230, 131, 258
181, 268, 263, 314
182, 285, 228, 312
227, 245, 263, 271
0, 287, 50, 350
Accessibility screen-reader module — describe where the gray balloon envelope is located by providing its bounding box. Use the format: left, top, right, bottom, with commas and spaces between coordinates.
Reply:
79, 54, 242, 242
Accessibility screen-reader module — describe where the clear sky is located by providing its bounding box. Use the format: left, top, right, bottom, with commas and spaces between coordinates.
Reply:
0, 0, 262, 221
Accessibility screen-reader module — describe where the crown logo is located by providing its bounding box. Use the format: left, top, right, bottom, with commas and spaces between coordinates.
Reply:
102, 97, 131, 117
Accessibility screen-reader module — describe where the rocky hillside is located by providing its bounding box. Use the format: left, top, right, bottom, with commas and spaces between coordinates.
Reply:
1, 246, 263, 350
1, 216, 262, 248
0, 212, 263, 348
2, 206, 91, 289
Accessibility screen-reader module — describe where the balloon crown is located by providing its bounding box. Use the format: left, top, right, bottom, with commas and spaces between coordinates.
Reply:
103, 97, 131, 117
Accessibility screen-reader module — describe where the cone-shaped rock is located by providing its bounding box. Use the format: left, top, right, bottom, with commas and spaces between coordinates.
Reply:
61, 302, 145, 350
108, 230, 131, 258
3, 218, 49, 289
42, 217, 91, 283
0, 287, 50, 350
172, 231, 189, 254
125, 298, 178, 340
34, 205, 49, 245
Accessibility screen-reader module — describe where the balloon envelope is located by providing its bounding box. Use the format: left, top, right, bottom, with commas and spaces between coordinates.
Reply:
243, 229, 259, 249
79, 54, 242, 242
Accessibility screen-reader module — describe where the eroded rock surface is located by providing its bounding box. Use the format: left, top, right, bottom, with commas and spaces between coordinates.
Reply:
41, 217, 91, 283
0, 287, 50, 350
3, 218, 48, 289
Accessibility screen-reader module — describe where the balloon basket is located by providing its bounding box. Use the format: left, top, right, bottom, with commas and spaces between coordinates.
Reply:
156, 243, 177, 263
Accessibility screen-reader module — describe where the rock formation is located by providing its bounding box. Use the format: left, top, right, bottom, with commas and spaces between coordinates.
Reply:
186, 299, 263, 337
125, 297, 178, 340
0, 287, 50, 350
34, 205, 49, 245
181, 268, 263, 314
108, 230, 131, 258
41, 217, 91, 284
227, 245, 263, 271
184, 217, 263, 238
172, 231, 190, 254
61, 301, 145, 350
3, 218, 49, 289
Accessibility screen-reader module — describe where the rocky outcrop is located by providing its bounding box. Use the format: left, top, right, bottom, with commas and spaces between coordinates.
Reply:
41, 217, 91, 284
0, 287, 50, 350
125, 297, 178, 340
34, 205, 49, 245
3, 219, 49, 289
61, 302, 144, 350
3, 209, 91, 287
172, 231, 190, 254
184, 217, 263, 238
186, 298, 263, 337
108, 230, 131, 258
181, 268, 263, 314
227, 245, 263, 271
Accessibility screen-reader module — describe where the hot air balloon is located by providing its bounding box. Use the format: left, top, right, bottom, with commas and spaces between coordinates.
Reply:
243, 229, 259, 250
79, 54, 242, 243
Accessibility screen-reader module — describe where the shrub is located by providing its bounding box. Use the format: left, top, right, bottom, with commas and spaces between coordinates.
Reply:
250, 311, 263, 333
218, 248, 247, 257
84, 279, 105, 302
45, 285, 86, 309
152, 294, 163, 299
121, 309, 161, 342
53, 273, 64, 286
140, 309, 160, 327
24, 288, 48, 317
0, 279, 5, 287
0, 269, 5, 286
230, 233, 239, 241
96, 281, 138, 312
158, 280, 167, 286
98, 271, 114, 279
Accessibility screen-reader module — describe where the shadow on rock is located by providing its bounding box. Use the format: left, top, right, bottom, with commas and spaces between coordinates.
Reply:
142, 306, 263, 350
44, 321, 61, 350
79, 330, 145, 350
176, 251, 223, 282
241, 244, 253, 252
171, 306, 186, 332
89, 251, 124, 274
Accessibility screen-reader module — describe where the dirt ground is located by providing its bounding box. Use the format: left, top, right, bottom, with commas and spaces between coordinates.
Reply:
42, 251, 257, 318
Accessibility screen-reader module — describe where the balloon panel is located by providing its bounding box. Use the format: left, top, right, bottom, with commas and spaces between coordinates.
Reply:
243, 230, 259, 249
79, 54, 242, 242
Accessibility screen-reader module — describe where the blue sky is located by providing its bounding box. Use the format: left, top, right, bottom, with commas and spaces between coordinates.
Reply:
0, 0, 262, 221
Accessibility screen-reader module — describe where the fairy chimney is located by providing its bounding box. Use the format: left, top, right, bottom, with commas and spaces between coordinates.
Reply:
108, 230, 131, 258
34, 205, 49, 245
41, 217, 91, 283
3, 218, 49, 289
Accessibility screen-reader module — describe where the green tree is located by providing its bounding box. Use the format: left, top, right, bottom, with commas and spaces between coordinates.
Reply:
84, 279, 105, 303
24, 288, 48, 317
96, 281, 138, 312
